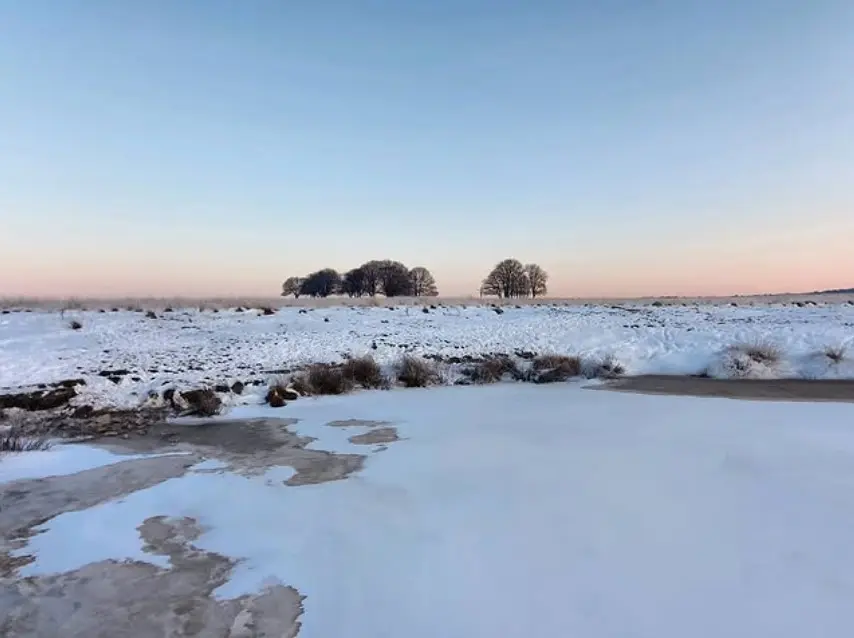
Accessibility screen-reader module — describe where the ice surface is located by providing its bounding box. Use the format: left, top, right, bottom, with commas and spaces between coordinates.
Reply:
2, 304, 854, 409
13, 385, 854, 637
0, 444, 189, 483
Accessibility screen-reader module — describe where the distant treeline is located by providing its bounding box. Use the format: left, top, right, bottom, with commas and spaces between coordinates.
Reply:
281, 261, 438, 298
282, 258, 550, 299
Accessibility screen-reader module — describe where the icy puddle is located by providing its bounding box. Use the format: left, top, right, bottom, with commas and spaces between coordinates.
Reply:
6, 384, 854, 638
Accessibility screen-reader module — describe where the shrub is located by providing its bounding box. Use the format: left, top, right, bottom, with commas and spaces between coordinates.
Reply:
709, 341, 784, 379
532, 354, 581, 375
342, 355, 388, 389
462, 356, 520, 384
395, 355, 439, 388
584, 355, 626, 379
69, 320, 83, 330
291, 364, 354, 396
1, 430, 51, 453
178, 389, 222, 416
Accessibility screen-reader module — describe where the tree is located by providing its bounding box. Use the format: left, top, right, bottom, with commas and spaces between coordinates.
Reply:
378, 260, 413, 297
482, 259, 529, 298
409, 267, 438, 297
299, 269, 341, 298
341, 268, 367, 297
281, 276, 305, 298
359, 261, 383, 297
524, 263, 548, 298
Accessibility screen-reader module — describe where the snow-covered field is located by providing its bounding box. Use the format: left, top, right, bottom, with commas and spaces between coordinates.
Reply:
2, 302, 854, 409
8, 385, 854, 637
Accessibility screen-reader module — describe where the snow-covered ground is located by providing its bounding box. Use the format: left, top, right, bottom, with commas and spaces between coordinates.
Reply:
2, 302, 854, 409
8, 384, 854, 637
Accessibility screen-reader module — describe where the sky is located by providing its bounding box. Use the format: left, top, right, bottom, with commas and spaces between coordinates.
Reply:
1, 0, 852, 299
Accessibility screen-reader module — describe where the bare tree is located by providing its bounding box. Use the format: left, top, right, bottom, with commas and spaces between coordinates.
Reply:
409, 267, 438, 297
524, 263, 548, 298
281, 277, 305, 298
482, 259, 528, 298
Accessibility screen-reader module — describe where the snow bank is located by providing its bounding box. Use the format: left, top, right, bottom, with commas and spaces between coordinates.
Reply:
1, 303, 853, 409
13, 385, 854, 637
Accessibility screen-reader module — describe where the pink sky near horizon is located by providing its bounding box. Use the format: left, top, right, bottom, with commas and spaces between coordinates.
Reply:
3, 213, 852, 299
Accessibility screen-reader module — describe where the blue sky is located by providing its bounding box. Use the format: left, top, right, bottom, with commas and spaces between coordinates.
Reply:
1, 0, 852, 297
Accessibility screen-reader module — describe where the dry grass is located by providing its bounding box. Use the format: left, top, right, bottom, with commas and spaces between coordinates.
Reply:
291, 364, 355, 396
532, 354, 582, 376
1, 430, 51, 453
824, 345, 847, 364
395, 355, 440, 388
462, 356, 521, 384
584, 355, 626, 379
341, 355, 389, 389
730, 341, 782, 365
5, 293, 854, 312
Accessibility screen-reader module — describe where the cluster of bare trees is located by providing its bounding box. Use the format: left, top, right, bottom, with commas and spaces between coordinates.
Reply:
480, 259, 548, 298
282, 260, 438, 298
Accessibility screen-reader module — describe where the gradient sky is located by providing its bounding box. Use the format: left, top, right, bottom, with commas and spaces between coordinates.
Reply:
1, 0, 852, 298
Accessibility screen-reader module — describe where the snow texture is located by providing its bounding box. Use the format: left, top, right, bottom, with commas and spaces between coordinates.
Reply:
10, 385, 854, 638
2, 303, 853, 409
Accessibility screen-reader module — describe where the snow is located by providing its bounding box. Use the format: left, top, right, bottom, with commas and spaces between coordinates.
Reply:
1, 303, 853, 409
0, 444, 189, 483
10, 384, 854, 637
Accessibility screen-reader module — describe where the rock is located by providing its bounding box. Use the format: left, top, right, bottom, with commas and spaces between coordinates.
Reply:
231, 381, 245, 395
179, 389, 221, 416
98, 369, 130, 378
72, 405, 95, 419
492, 307, 504, 314
54, 378, 86, 389
0, 386, 77, 411
280, 389, 299, 401
214, 384, 231, 393
145, 310, 157, 319
163, 388, 176, 404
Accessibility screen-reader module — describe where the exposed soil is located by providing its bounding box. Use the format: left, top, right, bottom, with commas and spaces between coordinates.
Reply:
601, 375, 854, 402
1, 515, 303, 637
0, 415, 400, 636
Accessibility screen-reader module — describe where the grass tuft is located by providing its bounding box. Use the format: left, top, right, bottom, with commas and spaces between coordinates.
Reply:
395, 355, 440, 388
462, 356, 521, 384
341, 355, 389, 389
1, 429, 51, 453
823, 345, 847, 364
291, 364, 354, 396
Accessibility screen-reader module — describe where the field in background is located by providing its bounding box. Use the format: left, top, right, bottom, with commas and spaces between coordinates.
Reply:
3, 292, 854, 311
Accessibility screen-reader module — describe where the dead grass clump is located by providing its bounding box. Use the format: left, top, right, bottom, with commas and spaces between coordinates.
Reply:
584, 355, 626, 379
291, 364, 354, 396
396, 355, 440, 388
1, 429, 51, 453
823, 345, 847, 364
69, 320, 83, 330
532, 354, 582, 375
342, 355, 388, 389
733, 342, 782, 365
463, 356, 521, 384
